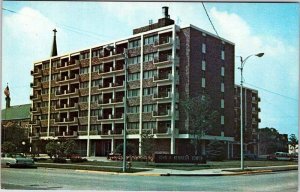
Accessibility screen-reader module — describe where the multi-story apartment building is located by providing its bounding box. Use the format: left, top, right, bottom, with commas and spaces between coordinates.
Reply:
234, 85, 261, 156
29, 7, 236, 157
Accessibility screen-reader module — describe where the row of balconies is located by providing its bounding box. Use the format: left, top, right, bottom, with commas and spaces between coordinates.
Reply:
56, 89, 79, 96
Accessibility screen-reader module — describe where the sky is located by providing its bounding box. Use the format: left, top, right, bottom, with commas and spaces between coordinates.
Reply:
1, 2, 299, 136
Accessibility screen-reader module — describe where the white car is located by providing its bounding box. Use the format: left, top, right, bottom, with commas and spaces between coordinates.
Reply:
1, 153, 36, 168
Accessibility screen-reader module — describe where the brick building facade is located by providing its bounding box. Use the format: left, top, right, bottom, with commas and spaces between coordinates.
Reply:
30, 7, 239, 158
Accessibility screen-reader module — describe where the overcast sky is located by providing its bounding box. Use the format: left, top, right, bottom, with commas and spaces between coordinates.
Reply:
1, 2, 299, 136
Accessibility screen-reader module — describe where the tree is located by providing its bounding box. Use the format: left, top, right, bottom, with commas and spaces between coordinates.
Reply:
115, 143, 136, 156
45, 141, 59, 159
2, 141, 16, 153
1, 122, 28, 152
181, 95, 218, 155
258, 127, 287, 154
140, 130, 155, 164
289, 134, 298, 153
61, 140, 76, 158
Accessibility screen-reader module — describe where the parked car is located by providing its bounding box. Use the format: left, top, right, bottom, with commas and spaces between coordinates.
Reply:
1, 153, 36, 168
267, 152, 292, 161
290, 152, 298, 161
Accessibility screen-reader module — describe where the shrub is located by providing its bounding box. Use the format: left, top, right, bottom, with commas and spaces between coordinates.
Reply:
53, 158, 67, 163
115, 143, 136, 156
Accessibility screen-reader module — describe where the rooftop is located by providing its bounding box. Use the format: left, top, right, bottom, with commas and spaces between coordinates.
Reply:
1, 104, 31, 121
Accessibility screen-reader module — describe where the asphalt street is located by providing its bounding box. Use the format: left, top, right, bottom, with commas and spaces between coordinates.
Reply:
1, 167, 298, 191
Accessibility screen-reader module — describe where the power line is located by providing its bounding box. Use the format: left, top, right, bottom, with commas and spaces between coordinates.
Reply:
201, 2, 220, 39
244, 82, 298, 102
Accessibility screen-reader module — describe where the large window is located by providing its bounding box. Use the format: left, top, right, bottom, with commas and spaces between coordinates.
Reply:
143, 104, 155, 112
221, 115, 225, 125
201, 78, 206, 88
202, 43, 206, 53
80, 52, 90, 60
142, 122, 156, 129
91, 109, 101, 117
143, 87, 155, 96
92, 65, 101, 72
91, 79, 101, 87
128, 89, 140, 98
143, 52, 158, 62
221, 99, 224, 108
143, 70, 157, 79
128, 72, 140, 81
80, 67, 89, 74
221, 66, 225, 76
128, 106, 140, 114
128, 39, 141, 49
91, 94, 101, 102
79, 96, 88, 103
128, 56, 141, 65
90, 124, 101, 131
202, 60, 206, 71
80, 82, 89, 88
221, 83, 224, 92
79, 110, 88, 117
128, 122, 139, 129
144, 35, 158, 45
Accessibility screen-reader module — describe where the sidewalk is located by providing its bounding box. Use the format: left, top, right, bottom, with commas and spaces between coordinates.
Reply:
36, 160, 298, 177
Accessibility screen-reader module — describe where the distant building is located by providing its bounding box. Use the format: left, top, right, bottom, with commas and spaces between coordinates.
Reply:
233, 85, 261, 156
30, 7, 264, 158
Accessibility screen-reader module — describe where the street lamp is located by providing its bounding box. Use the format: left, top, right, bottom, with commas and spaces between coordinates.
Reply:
237, 52, 264, 170
105, 45, 128, 172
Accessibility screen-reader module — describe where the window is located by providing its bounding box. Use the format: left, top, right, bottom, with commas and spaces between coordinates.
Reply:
92, 65, 101, 72
202, 60, 206, 71
41, 101, 48, 107
80, 52, 90, 60
201, 78, 206, 88
128, 39, 141, 49
79, 125, 88, 131
128, 72, 140, 81
80, 82, 89, 88
221, 83, 224, 92
143, 104, 155, 112
221, 50, 225, 60
90, 124, 101, 131
143, 122, 156, 129
41, 114, 48, 120
128, 56, 141, 65
41, 88, 49, 95
91, 109, 101, 117
143, 70, 157, 79
143, 52, 158, 62
128, 106, 140, 114
143, 87, 155, 96
91, 94, 100, 102
92, 79, 101, 87
221, 67, 225, 76
128, 89, 140, 98
221, 99, 224, 108
52, 60, 60, 68
202, 43, 206, 53
42, 63, 49, 69
79, 96, 88, 103
128, 122, 139, 129
79, 110, 88, 117
41, 76, 49, 82
80, 67, 89, 74
51, 73, 59, 81
51, 100, 58, 106
144, 35, 158, 45
92, 50, 101, 57
221, 116, 224, 125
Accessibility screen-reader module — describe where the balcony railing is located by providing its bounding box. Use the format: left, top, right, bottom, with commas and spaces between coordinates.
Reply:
153, 55, 172, 65
153, 91, 171, 99
153, 73, 172, 82
152, 109, 171, 117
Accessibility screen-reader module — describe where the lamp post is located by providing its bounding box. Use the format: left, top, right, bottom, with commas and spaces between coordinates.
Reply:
105, 45, 128, 172
237, 52, 264, 170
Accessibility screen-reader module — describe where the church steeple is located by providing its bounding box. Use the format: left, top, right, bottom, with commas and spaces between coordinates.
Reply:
4, 83, 11, 109
51, 29, 57, 57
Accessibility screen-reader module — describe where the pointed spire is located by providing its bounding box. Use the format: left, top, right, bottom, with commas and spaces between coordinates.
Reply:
51, 29, 57, 57
4, 83, 11, 108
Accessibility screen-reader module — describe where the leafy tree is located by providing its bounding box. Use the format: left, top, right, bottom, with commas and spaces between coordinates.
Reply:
289, 134, 298, 153
1, 122, 28, 152
1, 141, 16, 153
61, 140, 76, 158
206, 140, 225, 161
45, 141, 59, 159
258, 127, 287, 154
140, 130, 155, 164
115, 143, 136, 156
181, 95, 218, 155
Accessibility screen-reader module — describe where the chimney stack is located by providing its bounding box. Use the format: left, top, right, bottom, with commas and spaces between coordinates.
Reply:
162, 6, 170, 18
51, 29, 58, 57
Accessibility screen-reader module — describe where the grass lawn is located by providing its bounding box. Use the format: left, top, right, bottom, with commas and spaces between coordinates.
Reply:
36, 159, 297, 171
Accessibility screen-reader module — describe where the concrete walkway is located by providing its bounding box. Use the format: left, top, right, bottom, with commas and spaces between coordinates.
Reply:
37, 157, 298, 177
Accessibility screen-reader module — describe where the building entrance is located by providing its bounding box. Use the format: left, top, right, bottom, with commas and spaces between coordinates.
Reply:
95, 140, 111, 156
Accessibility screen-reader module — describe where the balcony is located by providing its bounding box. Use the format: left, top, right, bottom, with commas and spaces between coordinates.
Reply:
56, 89, 79, 96
56, 117, 78, 124
32, 69, 42, 76
56, 103, 78, 110
56, 131, 78, 138
153, 73, 172, 83
152, 109, 171, 117
153, 91, 171, 100
99, 82, 114, 90
153, 55, 172, 66
154, 37, 173, 48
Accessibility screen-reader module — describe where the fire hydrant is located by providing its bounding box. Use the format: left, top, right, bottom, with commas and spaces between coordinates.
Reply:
127, 161, 132, 170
